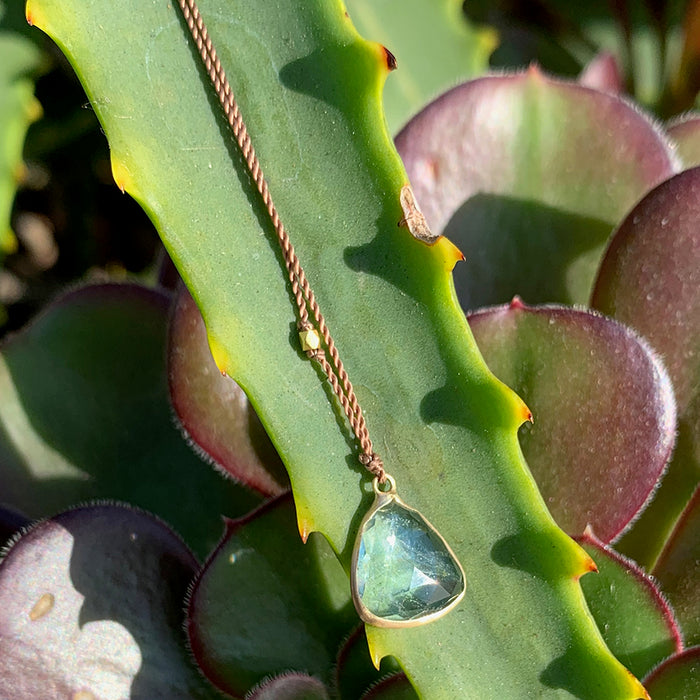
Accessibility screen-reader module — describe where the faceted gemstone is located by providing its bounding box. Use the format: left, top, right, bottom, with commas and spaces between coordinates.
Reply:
354, 499, 465, 623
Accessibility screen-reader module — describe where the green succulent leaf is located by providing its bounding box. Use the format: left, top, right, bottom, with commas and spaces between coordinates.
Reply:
0, 503, 222, 699
652, 486, 700, 646
344, 0, 495, 133
188, 495, 355, 696
592, 167, 700, 570
667, 114, 700, 169
0, 283, 259, 556
576, 530, 682, 680
0, 0, 45, 259
642, 647, 700, 699
467, 300, 676, 542
29, 0, 649, 695
169, 283, 289, 496
396, 69, 678, 310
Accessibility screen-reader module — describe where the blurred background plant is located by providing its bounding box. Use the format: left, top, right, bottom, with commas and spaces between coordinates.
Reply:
0, 0, 698, 697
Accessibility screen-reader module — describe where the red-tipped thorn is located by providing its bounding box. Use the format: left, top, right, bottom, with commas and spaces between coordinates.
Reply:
298, 522, 311, 544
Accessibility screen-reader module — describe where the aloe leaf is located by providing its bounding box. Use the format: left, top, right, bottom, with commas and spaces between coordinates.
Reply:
0, 503, 222, 699
188, 495, 354, 696
667, 113, 700, 168
652, 486, 700, 646
169, 284, 289, 496
576, 530, 682, 679
29, 0, 649, 695
591, 167, 700, 569
246, 674, 330, 700
396, 70, 678, 310
0, 283, 258, 556
642, 647, 700, 699
0, 0, 45, 258
468, 300, 676, 542
344, 0, 495, 133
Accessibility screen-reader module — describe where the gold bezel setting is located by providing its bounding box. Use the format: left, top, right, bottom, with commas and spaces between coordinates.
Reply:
350, 475, 466, 628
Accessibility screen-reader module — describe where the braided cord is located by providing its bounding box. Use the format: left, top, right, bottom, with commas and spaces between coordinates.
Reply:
177, 0, 385, 480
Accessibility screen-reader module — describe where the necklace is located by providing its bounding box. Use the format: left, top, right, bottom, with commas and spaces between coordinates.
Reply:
177, 0, 466, 627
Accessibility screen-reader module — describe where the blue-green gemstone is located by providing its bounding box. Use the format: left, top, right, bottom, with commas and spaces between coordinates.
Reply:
355, 500, 464, 622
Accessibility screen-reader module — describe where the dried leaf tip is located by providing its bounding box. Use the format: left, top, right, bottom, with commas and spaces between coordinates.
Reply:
398, 185, 437, 243
382, 46, 398, 71
583, 554, 599, 575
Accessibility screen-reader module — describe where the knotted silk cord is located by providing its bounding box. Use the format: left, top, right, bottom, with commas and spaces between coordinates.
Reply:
176, 0, 385, 481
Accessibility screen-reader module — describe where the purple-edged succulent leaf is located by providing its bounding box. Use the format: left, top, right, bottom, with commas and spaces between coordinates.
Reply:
188, 494, 354, 697
576, 530, 682, 680
667, 113, 700, 169
468, 300, 676, 542
396, 69, 678, 309
335, 625, 404, 700
0, 503, 221, 699
169, 284, 289, 496
359, 675, 417, 700
652, 486, 700, 646
578, 51, 624, 94
591, 167, 700, 568
642, 647, 700, 699
246, 673, 329, 700
0, 283, 259, 556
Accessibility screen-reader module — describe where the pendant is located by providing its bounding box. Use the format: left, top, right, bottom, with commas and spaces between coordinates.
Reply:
351, 474, 466, 627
